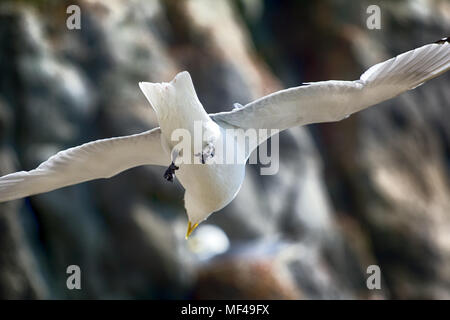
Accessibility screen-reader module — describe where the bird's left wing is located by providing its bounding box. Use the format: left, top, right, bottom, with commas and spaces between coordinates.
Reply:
211, 38, 450, 132
0, 127, 169, 202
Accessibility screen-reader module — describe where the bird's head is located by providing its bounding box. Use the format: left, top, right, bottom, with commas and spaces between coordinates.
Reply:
184, 191, 217, 239
186, 221, 199, 239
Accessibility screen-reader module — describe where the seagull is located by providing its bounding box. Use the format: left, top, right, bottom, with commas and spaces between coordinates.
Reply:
0, 38, 449, 238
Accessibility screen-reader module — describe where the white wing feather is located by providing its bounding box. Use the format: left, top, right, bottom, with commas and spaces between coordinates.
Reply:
211, 39, 450, 131
0, 127, 169, 202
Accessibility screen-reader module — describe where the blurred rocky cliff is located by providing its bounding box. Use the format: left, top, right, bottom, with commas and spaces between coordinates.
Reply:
0, 0, 449, 299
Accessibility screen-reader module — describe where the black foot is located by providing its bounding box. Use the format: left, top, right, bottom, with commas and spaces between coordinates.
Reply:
164, 162, 179, 182
195, 143, 215, 164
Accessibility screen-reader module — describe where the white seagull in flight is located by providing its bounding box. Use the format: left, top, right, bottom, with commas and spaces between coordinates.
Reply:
0, 38, 449, 238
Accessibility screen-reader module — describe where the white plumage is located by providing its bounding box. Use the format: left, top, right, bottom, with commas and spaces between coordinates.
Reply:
0, 128, 168, 202
0, 38, 449, 237
211, 40, 450, 130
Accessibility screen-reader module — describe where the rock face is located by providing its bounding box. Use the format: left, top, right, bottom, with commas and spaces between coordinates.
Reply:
246, 0, 450, 299
0, 0, 448, 299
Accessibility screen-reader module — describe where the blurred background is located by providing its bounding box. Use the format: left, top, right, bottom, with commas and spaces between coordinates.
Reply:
0, 0, 449, 299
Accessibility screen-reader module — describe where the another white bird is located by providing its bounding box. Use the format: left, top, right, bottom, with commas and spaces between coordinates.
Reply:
0, 38, 449, 238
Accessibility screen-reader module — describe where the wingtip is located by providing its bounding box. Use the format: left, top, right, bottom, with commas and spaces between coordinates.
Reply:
434, 37, 449, 45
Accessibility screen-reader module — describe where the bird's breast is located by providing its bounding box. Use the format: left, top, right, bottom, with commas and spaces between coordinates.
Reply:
176, 163, 246, 213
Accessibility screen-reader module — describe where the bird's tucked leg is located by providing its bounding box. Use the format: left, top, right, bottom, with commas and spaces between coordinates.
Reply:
195, 142, 215, 164
164, 148, 180, 182
164, 162, 179, 182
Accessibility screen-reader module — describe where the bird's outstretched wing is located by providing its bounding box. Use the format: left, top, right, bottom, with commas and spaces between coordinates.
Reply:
211, 38, 450, 132
0, 127, 169, 202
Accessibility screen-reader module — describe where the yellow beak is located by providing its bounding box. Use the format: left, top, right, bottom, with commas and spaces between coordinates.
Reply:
185, 221, 199, 239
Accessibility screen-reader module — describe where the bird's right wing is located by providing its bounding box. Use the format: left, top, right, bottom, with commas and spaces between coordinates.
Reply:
0, 127, 169, 202
211, 38, 450, 132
